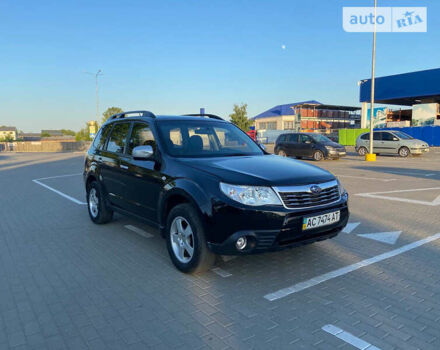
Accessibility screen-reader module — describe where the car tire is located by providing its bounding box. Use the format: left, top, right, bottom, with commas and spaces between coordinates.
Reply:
398, 146, 410, 158
87, 181, 113, 224
277, 150, 287, 157
313, 150, 324, 161
357, 146, 368, 156
166, 203, 216, 274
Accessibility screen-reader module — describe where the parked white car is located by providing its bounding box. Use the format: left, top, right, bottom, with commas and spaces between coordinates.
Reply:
356, 131, 429, 157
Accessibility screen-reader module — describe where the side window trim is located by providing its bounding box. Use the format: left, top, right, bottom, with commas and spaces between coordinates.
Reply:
124, 122, 135, 156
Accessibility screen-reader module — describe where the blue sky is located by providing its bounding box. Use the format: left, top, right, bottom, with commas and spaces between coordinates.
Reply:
0, 0, 439, 132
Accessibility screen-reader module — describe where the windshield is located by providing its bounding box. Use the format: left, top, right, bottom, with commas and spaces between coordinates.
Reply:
156, 120, 264, 158
393, 131, 413, 140
310, 134, 333, 143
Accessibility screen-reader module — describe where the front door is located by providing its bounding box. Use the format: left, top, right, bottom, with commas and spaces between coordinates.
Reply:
379, 132, 398, 154
122, 122, 163, 223
298, 134, 315, 157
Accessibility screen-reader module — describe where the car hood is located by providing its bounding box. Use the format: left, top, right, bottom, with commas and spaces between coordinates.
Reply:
323, 141, 344, 148
405, 139, 428, 147
177, 154, 335, 186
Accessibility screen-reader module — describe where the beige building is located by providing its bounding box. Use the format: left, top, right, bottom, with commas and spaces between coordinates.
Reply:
254, 115, 297, 131
0, 126, 17, 140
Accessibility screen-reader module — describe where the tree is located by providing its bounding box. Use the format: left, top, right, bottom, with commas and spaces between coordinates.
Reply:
102, 107, 123, 124
75, 123, 93, 141
229, 103, 252, 131
61, 129, 76, 136
41, 132, 51, 137
0, 135, 14, 142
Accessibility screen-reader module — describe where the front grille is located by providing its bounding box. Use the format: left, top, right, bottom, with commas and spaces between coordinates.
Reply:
277, 184, 340, 209
335, 148, 345, 152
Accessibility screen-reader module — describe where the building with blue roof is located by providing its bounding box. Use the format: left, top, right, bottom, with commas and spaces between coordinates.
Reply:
252, 101, 361, 133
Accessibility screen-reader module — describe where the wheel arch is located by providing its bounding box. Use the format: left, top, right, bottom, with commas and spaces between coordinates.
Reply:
158, 181, 211, 236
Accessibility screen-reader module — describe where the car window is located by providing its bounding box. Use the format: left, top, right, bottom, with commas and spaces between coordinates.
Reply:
94, 125, 112, 150
392, 131, 413, 140
156, 120, 263, 157
286, 134, 298, 142
381, 132, 394, 141
277, 134, 286, 142
311, 134, 332, 143
127, 123, 156, 155
105, 123, 130, 154
373, 132, 382, 141
361, 133, 369, 140
299, 134, 312, 143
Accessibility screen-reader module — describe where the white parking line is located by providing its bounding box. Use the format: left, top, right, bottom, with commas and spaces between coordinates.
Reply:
336, 175, 396, 182
342, 222, 360, 234
264, 233, 440, 301
124, 225, 154, 238
356, 187, 440, 206
322, 324, 381, 350
32, 177, 87, 205
34, 173, 83, 181
211, 267, 232, 277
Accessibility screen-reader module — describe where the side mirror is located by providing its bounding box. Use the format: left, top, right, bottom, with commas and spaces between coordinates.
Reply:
132, 145, 154, 160
393, 137, 399, 141
305, 140, 312, 144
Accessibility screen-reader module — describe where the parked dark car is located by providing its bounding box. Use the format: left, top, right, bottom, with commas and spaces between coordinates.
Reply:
274, 132, 346, 161
84, 111, 349, 273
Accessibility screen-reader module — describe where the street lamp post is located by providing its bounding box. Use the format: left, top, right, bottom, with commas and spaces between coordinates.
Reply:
85, 70, 103, 121
367, 0, 377, 161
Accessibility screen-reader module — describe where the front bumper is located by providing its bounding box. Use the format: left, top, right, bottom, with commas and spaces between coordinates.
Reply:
327, 149, 347, 158
411, 147, 429, 154
206, 194, 349, 255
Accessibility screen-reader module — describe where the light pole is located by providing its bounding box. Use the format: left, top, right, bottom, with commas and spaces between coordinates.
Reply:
85, 70, 103, 121
367, 0, 377, 161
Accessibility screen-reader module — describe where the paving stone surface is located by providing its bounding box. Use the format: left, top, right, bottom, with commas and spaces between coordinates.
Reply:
0, 150, 439, 349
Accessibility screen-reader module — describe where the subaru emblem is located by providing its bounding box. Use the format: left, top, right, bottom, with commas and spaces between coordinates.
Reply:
310, 185, 322, 194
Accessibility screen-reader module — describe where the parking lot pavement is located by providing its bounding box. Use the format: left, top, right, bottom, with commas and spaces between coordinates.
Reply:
1, 151, 440, 349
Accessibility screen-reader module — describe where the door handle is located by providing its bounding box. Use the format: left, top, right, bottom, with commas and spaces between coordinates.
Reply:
97, 156, 102, 161
120, 165, 128, 170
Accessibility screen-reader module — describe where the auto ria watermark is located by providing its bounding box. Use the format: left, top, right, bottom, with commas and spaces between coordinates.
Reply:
343, 7, 427, 32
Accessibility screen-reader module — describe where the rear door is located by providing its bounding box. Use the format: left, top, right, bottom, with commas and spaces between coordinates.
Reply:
285, 133, 299, 156
100, 122, 131, 209
373, 132, 383, 153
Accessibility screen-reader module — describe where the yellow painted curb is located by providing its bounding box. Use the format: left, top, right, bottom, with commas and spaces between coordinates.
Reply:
365, 153, 376, 162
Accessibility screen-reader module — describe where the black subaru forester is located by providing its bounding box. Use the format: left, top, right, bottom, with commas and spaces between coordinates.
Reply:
84, 111, 349, 273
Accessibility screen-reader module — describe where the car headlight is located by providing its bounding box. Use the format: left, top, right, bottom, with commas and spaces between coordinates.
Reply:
336, 179, 346, 196
220, 183, 282, 206
325, 145, 334, 150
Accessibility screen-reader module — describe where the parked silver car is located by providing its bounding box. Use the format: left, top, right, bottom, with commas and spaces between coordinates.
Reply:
356, 131, 429, 157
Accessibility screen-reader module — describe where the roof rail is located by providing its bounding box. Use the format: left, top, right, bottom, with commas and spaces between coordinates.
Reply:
109, 110, 156, 120
183, 113, 224, 120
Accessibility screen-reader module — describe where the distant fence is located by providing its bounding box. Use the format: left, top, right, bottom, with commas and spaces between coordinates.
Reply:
383, 126, 440, 146
338, 126, 440, 146
338, 129, 369, 146
0, 141, 91, 152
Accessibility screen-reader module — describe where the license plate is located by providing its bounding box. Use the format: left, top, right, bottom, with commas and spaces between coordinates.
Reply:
302, 211, 340, 230
339, 152, 346, 155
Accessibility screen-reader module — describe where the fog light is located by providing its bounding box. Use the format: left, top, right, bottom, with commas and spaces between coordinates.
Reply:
236, 237, 247, 250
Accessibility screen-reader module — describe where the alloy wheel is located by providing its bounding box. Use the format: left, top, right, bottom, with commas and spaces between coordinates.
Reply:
170, 216, 195, 263
89, 188, 99, 218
